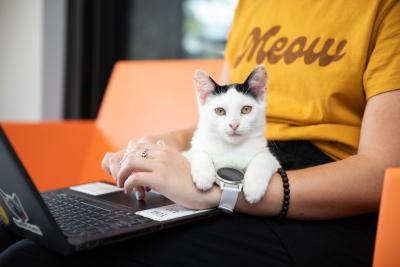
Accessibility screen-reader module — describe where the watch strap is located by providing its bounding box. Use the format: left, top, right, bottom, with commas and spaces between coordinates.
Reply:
219, 184, 240, 213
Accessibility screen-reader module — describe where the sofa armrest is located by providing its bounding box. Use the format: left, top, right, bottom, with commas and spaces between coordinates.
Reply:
1, 121, 113, 192
373, 168, 400, 267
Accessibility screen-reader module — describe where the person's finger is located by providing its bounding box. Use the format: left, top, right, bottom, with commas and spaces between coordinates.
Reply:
134, 186, 145, 200
101, 152, 114, 174
117, 155, 161, 187
123, 148, 145, 200
125, 186, 145, 200
124, 172, 157, 195
109, 150, 125, 183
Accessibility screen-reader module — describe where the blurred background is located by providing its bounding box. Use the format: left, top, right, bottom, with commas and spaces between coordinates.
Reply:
0, 0, 237, 121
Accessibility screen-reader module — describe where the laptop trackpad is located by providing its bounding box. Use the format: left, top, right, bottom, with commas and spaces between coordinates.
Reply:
98, 191, 173, 212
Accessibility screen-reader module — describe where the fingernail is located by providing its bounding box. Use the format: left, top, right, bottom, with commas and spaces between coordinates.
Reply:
135, 191, 142, 200
106, 167, 111, 175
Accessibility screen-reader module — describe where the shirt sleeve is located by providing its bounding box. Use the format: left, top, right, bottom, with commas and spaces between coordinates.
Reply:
363, 1, 400, 99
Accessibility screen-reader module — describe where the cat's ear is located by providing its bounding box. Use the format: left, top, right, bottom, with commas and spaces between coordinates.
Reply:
245, 64, 268, 101
193, 70, 217, 105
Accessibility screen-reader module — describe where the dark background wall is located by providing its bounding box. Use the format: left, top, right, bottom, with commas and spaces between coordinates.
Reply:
64, 0, 184, 119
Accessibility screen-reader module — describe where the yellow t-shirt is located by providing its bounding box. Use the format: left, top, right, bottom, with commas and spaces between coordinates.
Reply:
225, 0, 400, 160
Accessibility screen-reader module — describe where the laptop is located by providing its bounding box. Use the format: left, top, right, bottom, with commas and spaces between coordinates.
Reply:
0, 126, 219, 255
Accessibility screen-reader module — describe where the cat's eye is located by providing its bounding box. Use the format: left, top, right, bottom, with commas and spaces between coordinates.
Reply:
241, 106, 252, 114
215, 107, 226, 116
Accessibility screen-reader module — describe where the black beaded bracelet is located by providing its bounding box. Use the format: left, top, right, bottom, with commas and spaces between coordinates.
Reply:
277, 168, 290, 219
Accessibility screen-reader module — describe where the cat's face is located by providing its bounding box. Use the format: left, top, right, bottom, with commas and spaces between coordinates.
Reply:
193, 65, 267, 144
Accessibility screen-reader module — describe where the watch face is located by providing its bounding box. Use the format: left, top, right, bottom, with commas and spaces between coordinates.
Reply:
216, 168, 244, 183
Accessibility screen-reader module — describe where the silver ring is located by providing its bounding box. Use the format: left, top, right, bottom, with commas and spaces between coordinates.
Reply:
141, 148, 149, 159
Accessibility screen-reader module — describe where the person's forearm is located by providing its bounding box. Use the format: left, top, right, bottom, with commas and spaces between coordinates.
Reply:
164, 126, 196, 151
234, 154, 386, 219
231, 154, 386, 219
220, 60, 230, 84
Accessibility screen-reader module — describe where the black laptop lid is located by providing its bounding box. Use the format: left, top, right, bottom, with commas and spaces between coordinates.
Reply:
0, 127, 71, 255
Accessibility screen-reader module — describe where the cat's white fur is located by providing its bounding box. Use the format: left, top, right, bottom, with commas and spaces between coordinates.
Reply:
185, 65, 280, 204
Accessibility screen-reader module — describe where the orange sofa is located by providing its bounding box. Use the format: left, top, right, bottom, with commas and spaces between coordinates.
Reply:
0, 59, 398, 265
373, 168, 400, 267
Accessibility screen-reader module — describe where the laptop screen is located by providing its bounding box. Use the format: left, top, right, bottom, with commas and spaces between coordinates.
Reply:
0, 127, 71, 254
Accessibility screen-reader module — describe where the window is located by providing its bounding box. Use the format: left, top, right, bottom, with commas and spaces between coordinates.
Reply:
183, 0, 238, 58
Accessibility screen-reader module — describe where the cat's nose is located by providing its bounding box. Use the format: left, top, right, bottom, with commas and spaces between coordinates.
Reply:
229, 123, 240, 131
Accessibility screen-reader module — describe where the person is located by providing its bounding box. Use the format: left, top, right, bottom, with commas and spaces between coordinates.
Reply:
1, 0, 399, 266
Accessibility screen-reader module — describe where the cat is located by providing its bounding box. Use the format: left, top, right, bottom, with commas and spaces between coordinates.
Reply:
185, 64, 280, 204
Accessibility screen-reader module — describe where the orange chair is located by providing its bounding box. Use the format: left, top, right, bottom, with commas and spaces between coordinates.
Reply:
373, 168, 400, 267
0, 59, 223, 192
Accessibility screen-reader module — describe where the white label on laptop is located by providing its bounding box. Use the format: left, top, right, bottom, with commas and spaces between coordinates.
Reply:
69, 182, 123, 196
135, 204, 210, 221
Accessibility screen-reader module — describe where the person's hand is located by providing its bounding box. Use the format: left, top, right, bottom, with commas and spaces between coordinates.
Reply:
101, 136, 159, 199
101, 128, 195, 199
114, 141, 220, 209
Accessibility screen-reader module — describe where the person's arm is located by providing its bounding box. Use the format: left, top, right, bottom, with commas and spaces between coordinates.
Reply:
220, 60, 230, 84
161, 127, 196, 151
231, 89, 400, 219
110, 89, 400, 218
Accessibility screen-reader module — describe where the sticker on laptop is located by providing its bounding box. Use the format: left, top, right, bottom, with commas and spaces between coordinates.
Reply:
69, 182, 124, 196
135, 203, 210, 222
0, 188, 43, 236
0, 205, 10, 225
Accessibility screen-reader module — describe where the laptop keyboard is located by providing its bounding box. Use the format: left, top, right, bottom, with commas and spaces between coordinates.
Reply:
41, 192, 152, 237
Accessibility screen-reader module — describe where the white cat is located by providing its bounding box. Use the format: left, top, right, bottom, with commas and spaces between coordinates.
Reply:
185, 65, 280, 204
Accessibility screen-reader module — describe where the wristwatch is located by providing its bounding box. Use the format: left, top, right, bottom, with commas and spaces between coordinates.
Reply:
215, 167, 244, 213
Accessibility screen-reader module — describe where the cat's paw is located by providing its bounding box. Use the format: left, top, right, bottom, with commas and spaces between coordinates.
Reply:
191, 164, 215, 191
243, 178, 267, 204
243, 168, 272, 204
192, 165, 216, 190
242, 152, 280, 204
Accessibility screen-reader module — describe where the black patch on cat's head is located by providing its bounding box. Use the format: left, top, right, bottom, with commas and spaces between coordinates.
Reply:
210, 78, 258, 100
